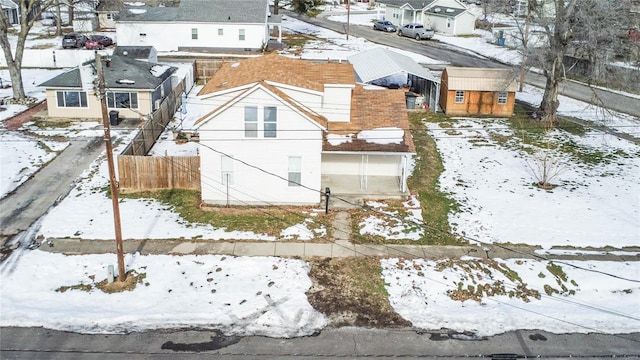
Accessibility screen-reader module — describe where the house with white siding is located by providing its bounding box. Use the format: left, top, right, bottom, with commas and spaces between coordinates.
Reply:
194, 54, 416, 206
115, 0, 282, 53
377, 0, 476, 35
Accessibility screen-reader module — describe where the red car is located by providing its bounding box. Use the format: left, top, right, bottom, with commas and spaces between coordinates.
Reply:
85, 35, 113, 50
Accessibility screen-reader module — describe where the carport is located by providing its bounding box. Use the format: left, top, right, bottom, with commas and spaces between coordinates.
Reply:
348, 47, 440, 111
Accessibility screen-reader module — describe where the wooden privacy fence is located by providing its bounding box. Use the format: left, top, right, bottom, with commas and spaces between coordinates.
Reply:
120, 80, 186, 156
118, 155, 201, 192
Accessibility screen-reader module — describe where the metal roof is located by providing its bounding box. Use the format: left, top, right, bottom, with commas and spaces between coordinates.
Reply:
347, 47, 438, 84
444, 67, 517, 92
118, 0, 270, 23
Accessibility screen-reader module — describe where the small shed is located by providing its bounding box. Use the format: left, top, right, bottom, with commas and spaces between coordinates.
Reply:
439, 67, 517, 117
348, 47, 440, 111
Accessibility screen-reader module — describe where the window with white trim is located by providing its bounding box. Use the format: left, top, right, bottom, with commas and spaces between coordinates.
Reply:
244, 106, 258, 137
221, 155, 234, 186
107, 91, 138, 109
56, 91, 88, 108
218, 28, 223, 36
239, 29, 245, 41
191, 28, 198, 40
288, 156, 301, 187
497, 91, 508, 105
263, 106, 277, 138
454, 90, 464, 103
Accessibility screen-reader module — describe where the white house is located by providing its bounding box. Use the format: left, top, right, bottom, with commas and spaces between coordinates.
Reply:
194, 54, 416, 206
377, 0, 476, 35
115, 0, 282, 53
1, 0, 19, 25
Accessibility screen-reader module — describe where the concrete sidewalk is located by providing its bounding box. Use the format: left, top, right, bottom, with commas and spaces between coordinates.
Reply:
37, 237, 640, 262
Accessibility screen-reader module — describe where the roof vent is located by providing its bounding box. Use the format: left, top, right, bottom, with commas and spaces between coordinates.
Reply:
434, 7, 441, 12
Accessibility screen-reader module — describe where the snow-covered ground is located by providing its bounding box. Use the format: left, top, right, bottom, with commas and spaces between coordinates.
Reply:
1, 3, 638, 337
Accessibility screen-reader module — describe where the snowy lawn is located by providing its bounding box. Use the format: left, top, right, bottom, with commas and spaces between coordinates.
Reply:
426, 117, 639, 249
0, 251, 326, 337
382, 257, 640, 336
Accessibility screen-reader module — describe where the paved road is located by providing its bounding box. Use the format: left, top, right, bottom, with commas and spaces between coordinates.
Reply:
283, 10, 640, 120
1, 326, 639, 359
0, 137, 104, 246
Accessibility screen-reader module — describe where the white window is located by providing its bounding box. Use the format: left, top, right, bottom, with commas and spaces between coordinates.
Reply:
239, 29, 245, 41
56, 91, 88, 108
288, 156, 301, 187
244, 106, 258, 137
191, 28, 198, 40
263, 106, 277, 138
107, 91, 138, 109
497, 91, 508, 105
221, 155, 234, 186
454, 90, 464, 103
106, 13, 114, 20
218, 28, 223, 36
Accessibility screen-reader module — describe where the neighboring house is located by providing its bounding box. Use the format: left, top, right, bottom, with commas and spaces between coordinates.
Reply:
95, 0, 127, 29
1, 0, 19, 25
347, 47, 440, 111
115, 0, 282, 53
439, 67, 516, 117
194, 54, 416, 206
39, 54, 177, 120
377, 0, 475, 35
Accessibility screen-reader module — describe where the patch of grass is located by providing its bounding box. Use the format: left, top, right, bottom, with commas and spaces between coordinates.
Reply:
54, 271, 148, 294
283, 33, 317, 48
437, 259, 540, 303
55, 283, 93, 293
119, 189, 332, 239
96, 271, 147, 293
405, 113, 464, 245
306, 257, 410, 328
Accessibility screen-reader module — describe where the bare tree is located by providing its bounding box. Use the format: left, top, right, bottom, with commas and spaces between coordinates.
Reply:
0, 0, 55, 101
524, 0, 632, 125
525, 140, 565, 189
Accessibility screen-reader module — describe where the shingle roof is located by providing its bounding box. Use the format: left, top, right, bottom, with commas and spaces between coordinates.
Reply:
39, 55, 177, 90
323, 85, 415, 153
198, 54, 355, 95
376, 0, 436, 10
198, 55, 414, 154
96, 0, 125, 12
117, 0, 269, 23
444, 67, 517, 92
425, 6, 466, 17
113, 46, 155, 60
1, 0, 18, 9
348, 47, 438, 84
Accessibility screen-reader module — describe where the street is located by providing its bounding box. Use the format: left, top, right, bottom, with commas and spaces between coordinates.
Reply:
1, 326, 639, 359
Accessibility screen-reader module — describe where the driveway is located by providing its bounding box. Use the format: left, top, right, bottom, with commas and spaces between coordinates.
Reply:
0, 136, 104, 246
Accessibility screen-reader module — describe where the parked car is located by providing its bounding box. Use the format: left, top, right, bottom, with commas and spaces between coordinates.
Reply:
62, 34, 89, 49
397, 23, 434, 40
373, 20, 397, 32
85, 35, 113, 50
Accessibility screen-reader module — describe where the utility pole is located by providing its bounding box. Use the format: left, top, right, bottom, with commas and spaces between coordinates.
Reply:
95, 52, 126, 282
346, 0, 350, 40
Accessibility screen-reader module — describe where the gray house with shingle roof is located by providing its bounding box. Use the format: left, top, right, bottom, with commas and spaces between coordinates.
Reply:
377, 0, 475, 35
39, 54, 177, 120
115, 0, 282, 53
